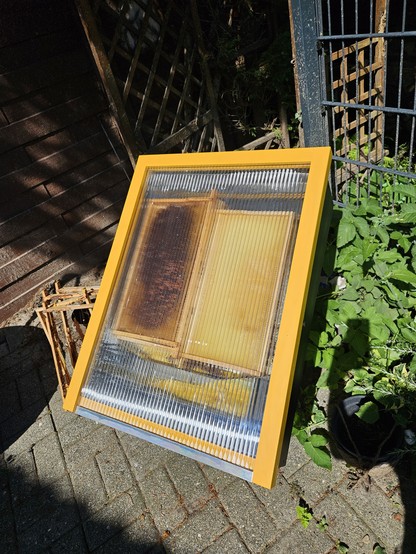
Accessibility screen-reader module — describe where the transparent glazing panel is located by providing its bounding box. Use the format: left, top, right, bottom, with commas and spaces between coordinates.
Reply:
79, 166, 309, 470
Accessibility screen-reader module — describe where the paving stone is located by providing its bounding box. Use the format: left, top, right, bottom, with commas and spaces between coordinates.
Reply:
17, 368, 44, 408
0, 351, 35, 378
58, 412, 100, 452
13, 473, 75, 530
64, 426, 123, 515
3, 326, 39, 353
265, 520, 335, 554
286, 457, 346, 505
280, 436, 310, 479
163, 499, 230, 554
368, 463, 400, 497
17, 509, 80, 554
65, 426, 122, 466
202, 529, 249, 554
50, 524, 89, 554
0, 489, 17, 554
0, 380, 20, 423
167, 457, 213, 513
313, 490, 380, 553
200, 463, 240, 492
6, 449, 38, 506
118, 432, 176, 480
49, 391, 79, 432
33, 431, 66, 484
218, 480, 278, 553
13, 474, 80, 553
65, 460, 107, 517
250, 474, 299, 533
341, 480, 404, 551
83, 489, 145, 551
140, 465, 187, 533
0, 452, 8, 491
94, 511, 161, 553
3, 409, 54, 457
0, 335, 10, 358
95, 433, 135, 498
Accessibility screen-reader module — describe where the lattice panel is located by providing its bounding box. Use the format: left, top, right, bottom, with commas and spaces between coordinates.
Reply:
331, 36, 385, 185
86, 0, 222, 154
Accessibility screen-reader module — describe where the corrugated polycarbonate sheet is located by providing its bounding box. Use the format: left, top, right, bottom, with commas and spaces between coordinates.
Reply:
79, 167, 308, 473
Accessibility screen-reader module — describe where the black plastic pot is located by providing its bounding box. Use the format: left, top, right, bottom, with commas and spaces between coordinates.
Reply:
331, 395, 404, 465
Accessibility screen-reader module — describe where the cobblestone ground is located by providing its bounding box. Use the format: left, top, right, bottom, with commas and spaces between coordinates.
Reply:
1, 297, 415, 554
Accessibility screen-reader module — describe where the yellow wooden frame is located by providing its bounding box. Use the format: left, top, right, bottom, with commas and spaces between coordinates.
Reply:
63, 147, 332, 488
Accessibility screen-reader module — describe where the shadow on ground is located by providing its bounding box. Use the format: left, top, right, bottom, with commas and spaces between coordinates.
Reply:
0, 324, 163, 553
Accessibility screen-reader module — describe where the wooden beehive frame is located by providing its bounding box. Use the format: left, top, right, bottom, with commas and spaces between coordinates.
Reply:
36, 283, 99, 399
113, 192, 295, 376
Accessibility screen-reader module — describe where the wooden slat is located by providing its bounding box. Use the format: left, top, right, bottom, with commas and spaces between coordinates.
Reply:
0, 93, 107, 155
2, 72, 98, 123
134, 1, 174, 136
332, 60, 383, 89
0, 156, 126, 241
0, 28, 80, 75
190, 0, 225, 151
149, 110, 213, 154
122, 0, 157, 103
331, 36, 382, 61
239, 131, 279, 151
150, 15, 189, 146
0, 132, 110, 201
0, 49, 92, 102
75, 0, 142, 162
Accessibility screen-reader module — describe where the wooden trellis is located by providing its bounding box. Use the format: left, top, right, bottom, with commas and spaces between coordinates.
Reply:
76, 0, 225, 163
331, 3, 386, 188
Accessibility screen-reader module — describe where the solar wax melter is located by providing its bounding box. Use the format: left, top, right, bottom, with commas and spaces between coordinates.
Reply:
64, 148, 332, 488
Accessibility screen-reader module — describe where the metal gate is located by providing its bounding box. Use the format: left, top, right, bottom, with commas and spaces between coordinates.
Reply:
290, 0, 416, 204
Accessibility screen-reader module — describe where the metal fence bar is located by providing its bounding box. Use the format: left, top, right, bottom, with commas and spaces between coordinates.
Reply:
289, 0, 328, 147
319, 31, 416, 40
291, 0, 416, 205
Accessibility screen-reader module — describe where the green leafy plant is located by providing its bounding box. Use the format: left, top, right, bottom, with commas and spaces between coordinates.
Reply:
296, 504, 314, 528
293, 189, 416, 466
336, 541, 350, 554
317, 515, 328, 532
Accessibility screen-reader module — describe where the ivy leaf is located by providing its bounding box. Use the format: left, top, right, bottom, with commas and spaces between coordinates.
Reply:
338, 220, 356, 247
303, 440, 332, 470
355, 401, 380, 424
